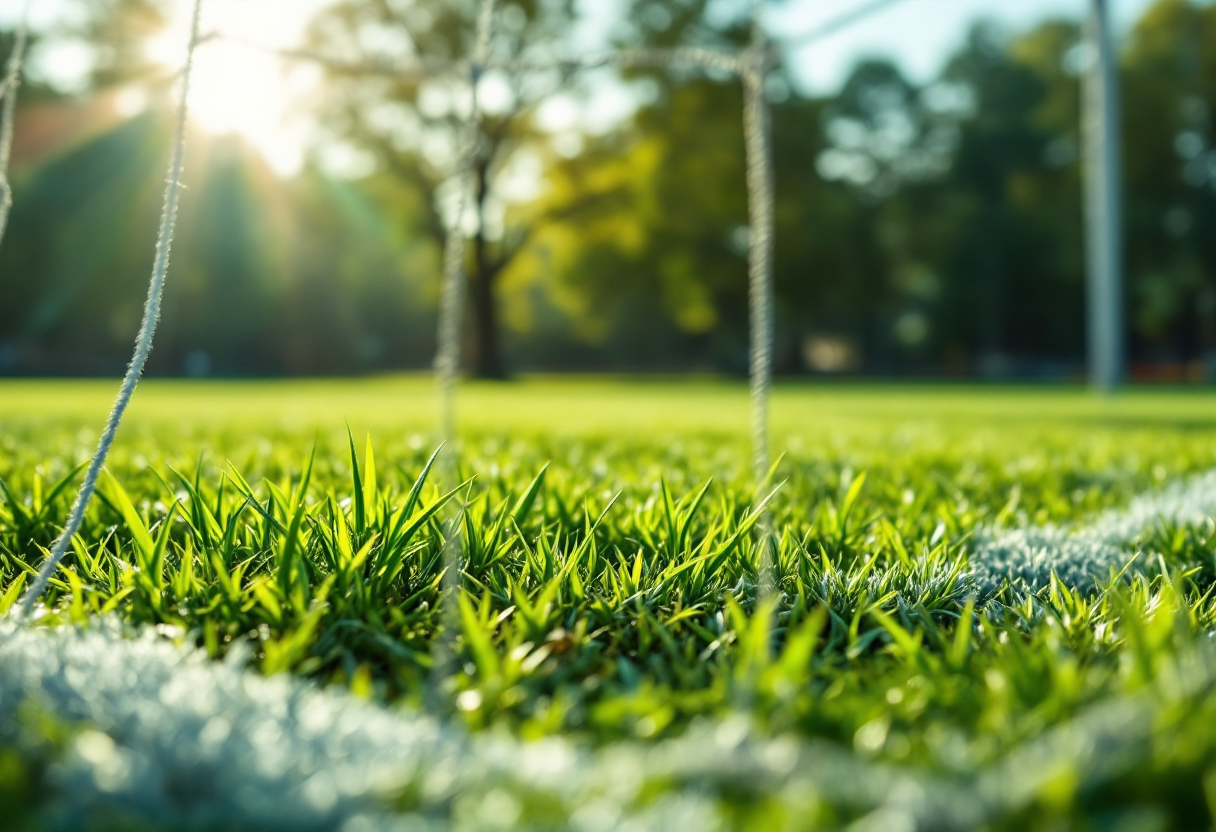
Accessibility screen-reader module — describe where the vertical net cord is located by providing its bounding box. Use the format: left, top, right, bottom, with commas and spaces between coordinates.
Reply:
429, 0, 498, 711
742, 1, 776, 605
18, 0, 205, 619
0, 0, 33, 250
434, 0, 498, 445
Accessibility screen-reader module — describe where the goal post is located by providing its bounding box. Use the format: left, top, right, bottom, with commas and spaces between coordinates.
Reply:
1084, 0, 1124, 392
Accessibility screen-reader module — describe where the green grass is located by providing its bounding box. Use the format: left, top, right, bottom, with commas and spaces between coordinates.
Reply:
5, 378, 1216, 829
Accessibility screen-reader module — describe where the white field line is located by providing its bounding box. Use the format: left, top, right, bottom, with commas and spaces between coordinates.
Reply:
0, 620, 968, 831
4, 477, 1216, 828
968, 469, 1216, 596
2, 618, 1214, 831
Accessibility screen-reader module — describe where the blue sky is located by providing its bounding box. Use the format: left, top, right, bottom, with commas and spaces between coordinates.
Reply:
775, 0, 1166, 91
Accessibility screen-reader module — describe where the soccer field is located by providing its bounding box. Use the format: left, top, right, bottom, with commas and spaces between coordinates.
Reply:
4, 379, 1216, 830
8, 375, 1216, 433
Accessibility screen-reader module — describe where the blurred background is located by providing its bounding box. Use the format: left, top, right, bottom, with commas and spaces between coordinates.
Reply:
0, 0, 1210, 382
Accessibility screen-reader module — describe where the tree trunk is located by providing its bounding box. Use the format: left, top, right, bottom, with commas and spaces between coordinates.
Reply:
470, 157, 507, 379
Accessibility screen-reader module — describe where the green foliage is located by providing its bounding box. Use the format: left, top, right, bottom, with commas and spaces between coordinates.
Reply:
7, 1, 1216, 376
0, 702, 75, 831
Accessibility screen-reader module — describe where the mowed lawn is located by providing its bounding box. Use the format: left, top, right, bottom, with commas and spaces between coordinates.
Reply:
7, 375, 1216, 437
6, 378, 1216, 829
5, 376, 1216, 521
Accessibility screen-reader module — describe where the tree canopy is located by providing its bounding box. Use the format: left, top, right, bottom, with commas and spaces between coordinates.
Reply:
0, 0, 1214, 379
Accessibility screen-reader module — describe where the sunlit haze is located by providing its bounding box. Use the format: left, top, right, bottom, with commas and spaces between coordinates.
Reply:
145, 0, 332, 175
0, 0, 1166, 177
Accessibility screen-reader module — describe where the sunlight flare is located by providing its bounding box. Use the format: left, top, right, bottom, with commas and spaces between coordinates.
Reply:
145, 0, 332, 176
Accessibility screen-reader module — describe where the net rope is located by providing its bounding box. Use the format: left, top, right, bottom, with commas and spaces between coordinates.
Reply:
742, 0, 778, 598
0, 0, 32, 250
224, 37, 743, 81
428, 0, 498, 710
19, 0, 205, 618
435, 0, 498, 445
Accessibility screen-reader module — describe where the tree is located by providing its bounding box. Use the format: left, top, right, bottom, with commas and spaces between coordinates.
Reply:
929, 21, 1085, 369
306, 0, 582, 378
1123, 0, 1216, 363
74, 0, 173, 89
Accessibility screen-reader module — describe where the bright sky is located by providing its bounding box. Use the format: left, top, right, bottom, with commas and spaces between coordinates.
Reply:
774, 0, 1163, 91
0, 0, 1181, 175
141, 0, 332, 175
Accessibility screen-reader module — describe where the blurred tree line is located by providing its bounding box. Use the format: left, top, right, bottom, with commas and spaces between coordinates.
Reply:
0, 0, 1213, 379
